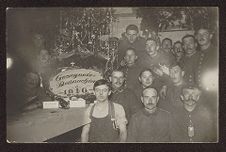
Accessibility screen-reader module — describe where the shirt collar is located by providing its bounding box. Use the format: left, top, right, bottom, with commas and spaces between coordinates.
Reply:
142, 108, 158, 116
112, 86, 125, 94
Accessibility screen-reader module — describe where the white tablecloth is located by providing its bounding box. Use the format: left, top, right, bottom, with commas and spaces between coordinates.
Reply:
7, 106, 91, 143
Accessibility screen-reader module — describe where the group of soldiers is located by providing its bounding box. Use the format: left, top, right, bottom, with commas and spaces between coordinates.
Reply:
81, 24, 218, 142
9, 23, 218, 142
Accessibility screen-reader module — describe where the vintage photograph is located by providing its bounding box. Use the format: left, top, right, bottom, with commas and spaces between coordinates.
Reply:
6, 7, 218, 143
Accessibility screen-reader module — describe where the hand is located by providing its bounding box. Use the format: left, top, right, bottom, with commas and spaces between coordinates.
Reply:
120, 59, 126, 67
159, 63, 169, 75
153, 67, 164, 76
160, 85, 167, 99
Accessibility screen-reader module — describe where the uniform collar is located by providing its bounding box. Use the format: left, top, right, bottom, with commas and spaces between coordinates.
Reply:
112, 86, 125, 94
142, 108, 158, 116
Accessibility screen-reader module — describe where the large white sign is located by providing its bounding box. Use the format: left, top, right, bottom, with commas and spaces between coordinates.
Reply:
49, 68, 103, 97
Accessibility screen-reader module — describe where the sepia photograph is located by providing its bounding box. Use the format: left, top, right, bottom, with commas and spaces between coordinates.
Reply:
6, 7, 218, 143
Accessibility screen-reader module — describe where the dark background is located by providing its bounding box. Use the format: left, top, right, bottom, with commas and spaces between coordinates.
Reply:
1, 0, 226, 152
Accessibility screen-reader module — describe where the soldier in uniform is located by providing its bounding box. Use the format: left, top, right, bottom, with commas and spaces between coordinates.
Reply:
195, 27, 218, 90
118, 24, 146, 65
170, 85, 216, 142
160, 64, 187, 113
127, 87, 172, 142
179, 35, 200, 86
119, 48, 144, 90
195, 27, 218, 140
172, 41, 184, 63
140, 38, 176, 99
109, 70, 143, 123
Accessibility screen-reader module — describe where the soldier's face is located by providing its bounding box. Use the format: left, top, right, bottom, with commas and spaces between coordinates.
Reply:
170, 66, 184, 84
126, 30, 138, 43
141, 89, 159, 110
181, 88, 201, 107
183, 37, 197, 55
39, 49, 50, 63
24, 73, 39, 89
173, 43, 184, 58
124, 49, 137, 65
94, 85, 111, 102
139, 71, 154, 88
162, 39, 172, 51
110, 71, 125, 89
145, 40, 158, 56
196, 29, 213, 46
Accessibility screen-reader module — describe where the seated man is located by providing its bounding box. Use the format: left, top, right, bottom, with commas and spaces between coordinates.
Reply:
127, 87, 172, 142
170, 85, 216, 142
81, 79, 127, 142
119, 47, 144, 90
32, 49, 57, 89
109, 70, 143, 122
20, 72, 51, 111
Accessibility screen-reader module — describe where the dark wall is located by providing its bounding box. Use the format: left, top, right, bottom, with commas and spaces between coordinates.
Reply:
6, 8, 61, 112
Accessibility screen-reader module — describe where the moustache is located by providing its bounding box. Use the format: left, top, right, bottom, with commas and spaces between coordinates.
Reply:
146, 103, 155, 106
184, 99, 197, 103
115, 82, 123, 85
198, 38, 206, 41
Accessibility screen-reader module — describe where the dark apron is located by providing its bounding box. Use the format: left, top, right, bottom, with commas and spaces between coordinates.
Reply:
89, 102, 119, 142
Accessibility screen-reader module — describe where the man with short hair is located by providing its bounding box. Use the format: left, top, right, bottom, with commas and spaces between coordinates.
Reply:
127, 87, 172, 142
119, 48, 143, 90
81, 79, 127, 142
118, 24, 146, 63
109, 70, 143, 122
140, 38, 176, 99
195, 27, 218, 141
173, 41, 184, 63
195, 27, 218, 89
160, 64, 187, 112
161, 38, 176, 64
32, 49, 57, 89
133, 69, 162, 103
179, 34, 200, 85
20, 72, 51, 111
162, 38, 173, 53
170, 85, 216, 142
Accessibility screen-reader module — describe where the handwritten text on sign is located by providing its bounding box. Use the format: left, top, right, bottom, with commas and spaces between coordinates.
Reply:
49, 69, 103, 97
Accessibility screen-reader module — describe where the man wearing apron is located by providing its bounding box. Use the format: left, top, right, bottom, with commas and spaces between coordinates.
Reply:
81, 79, 127, 142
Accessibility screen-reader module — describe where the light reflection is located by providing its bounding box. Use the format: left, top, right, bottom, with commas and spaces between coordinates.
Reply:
201, 69, 218, 92
7, 57, 13, 70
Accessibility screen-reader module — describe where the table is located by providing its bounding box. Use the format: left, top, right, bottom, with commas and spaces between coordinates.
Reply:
7, 106, 91, 143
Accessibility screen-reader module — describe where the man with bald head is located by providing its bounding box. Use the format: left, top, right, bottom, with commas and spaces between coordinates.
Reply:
127, 87, 172, 142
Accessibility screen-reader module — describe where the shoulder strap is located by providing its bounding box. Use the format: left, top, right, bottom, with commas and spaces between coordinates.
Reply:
109, 101, 116, 120
89, 104, 95, 119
